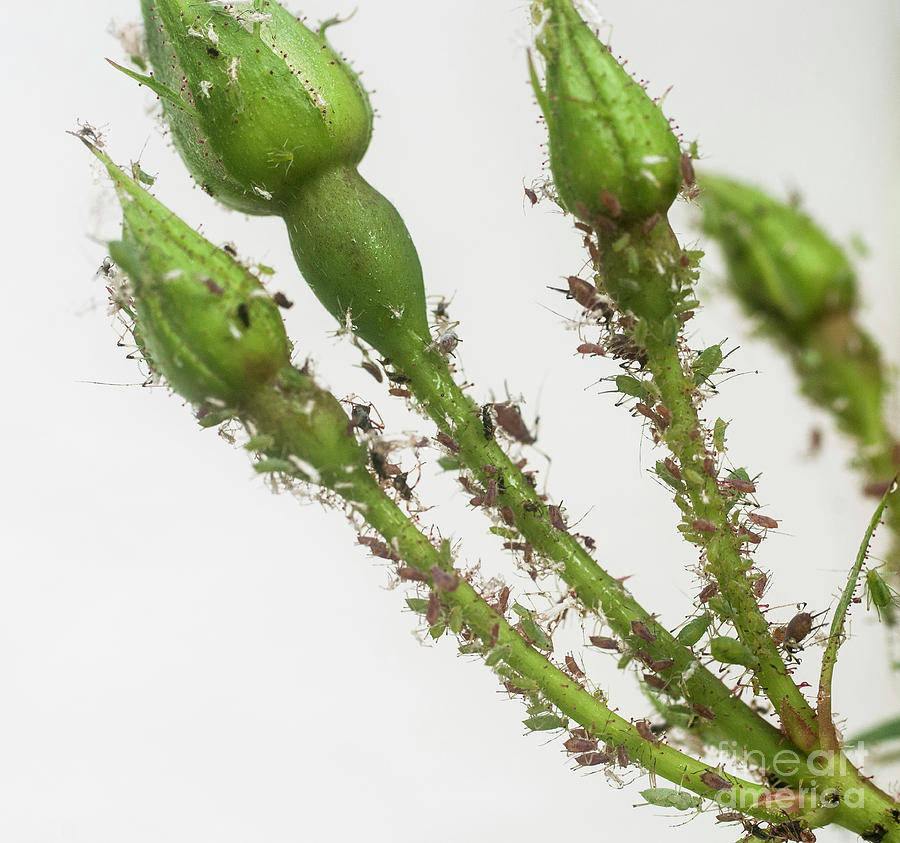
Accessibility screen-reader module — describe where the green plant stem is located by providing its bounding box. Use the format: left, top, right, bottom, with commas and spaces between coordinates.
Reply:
390, 338, 795, 768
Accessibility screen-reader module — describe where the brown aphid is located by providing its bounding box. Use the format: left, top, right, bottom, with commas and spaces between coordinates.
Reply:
469, 495, 485, 507
738, 526, 762, 545
599, 188, 622, 217
523, 543, 535, 567
698, 582, 719, 603
633, 649, 654, 666
272, 291, 294, 309
635, 720, 658, 743
863, 480, 893, 498
426, 592, 441, 626
577, 342, 605, 356
747, 512, 778, 530
490, 623, 500, 647
654, 404, 672, 429
570, 728, 589, 738
360, 360, 383, 383
634, 402, 664, 428
483, 479, 499, 508
616, 744, 630, 767
357, 535, 394, 559
721, 476, 757, 494
631, 620, 656, 643
716, 812, 745, 824
524, 186, 538, 206
500, 505, 515, 526
650, 658, 675, 673
591, 213, 618, 233
664, 457, 682, 481
493, 402, 536, 445
574, 221, 593, 234
691, 518, 717, 534
784, 610, 820, 652
564, 736, 597, 753
703, 457, 718, 478
575, 751, 611, 767
565, 655, 585, 678
430, 565, 459, 592
388, 387, 411, 398
203, 278, 224, 296
458, 475, 480, 496
641, 212, 661, 234
589, 635, 620, 651
397, 566, 429, 582
580, 534, 596, 551
566, 275, 603, 311
700, 771, 733, 791
752, 572, 768, 598
692, 704, 715, 721
643, 673, 668, 691
435, 432, 460, 453
771, 625, 787, 647
548, 504, 568, 532
495, 586, 510, 615
679, 151, 696, 186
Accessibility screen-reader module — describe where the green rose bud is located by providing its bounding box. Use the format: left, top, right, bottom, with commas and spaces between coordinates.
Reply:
91, 143, 291, 407
699, 174, 857, 330
530, 0, 682, 225
138, 0, 372, 213
131, 0, 430, 364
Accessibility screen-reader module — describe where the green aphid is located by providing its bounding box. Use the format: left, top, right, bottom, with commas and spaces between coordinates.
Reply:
865, 568, 897, 624
655, 460, 684, 491
639, 788, 703, 811
253, 458, 299, 476
429, 623, 446, 640
490, 526, 519, 540
130, 161, 156, 186
692, 343, 724, 385
677, 614, 711, 647
437, 456, 460, 472
449, 606, 464, 635
405, 598, 429, 614
485, 644, 513, 667
512, 602, 532, 619
615, 374, 652, 402
520, 617, 553, 651
709, 636, 758, 669
245, 434, 275, 451
197, 409, 237, 428
706, 596, 733, 621
713, 418, 728, 452
523, 713, 567, 732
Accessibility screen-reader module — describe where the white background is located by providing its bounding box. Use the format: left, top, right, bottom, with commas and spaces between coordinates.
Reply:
2, 1, 899, 841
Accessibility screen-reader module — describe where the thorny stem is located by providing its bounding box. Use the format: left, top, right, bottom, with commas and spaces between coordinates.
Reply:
242, 369, 806, 825
389, 339, 796, 770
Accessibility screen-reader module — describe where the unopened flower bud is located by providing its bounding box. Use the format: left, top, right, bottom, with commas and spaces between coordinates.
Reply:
138, 0, 372, 213
530, 0, 682, 225
699, 174, 857, 330
93, 145, 291, 406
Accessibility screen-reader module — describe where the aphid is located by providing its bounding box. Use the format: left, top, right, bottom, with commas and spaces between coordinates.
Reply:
649, 658, 674, 673
483, 479, 499, 508
635, 720, 658, 743
577, 342, 605, 356
272, 291, 293, 309
347, 402, 384, 435
235, 302, 251, 328
641, 212, 661, 234
389, 387, 411, 399
599, 188, 622, 217
643, 673, 668, 692
589, 635, 620, 651
865, 568, 897, 623
716, 812, 745, 824
692, 703, 715, 721
639, 788, 703, 811
633, 649, 654, 667
700, 770, 732, 791
524, 186, 538, 206
608, 334, 648, 367
548, 504, 568, 532
634, 402, 664, 428
523, 501, 542, 513
664, 457, 682, 481
616, 744, 630, 767
863, 480, 893, 498
738, 526, 762, 545
392, 471, 414, 500
481, 403, 495, 440
490, 623, 500, 647
709, 636, 757, 668
223, 242, 238, 257
575, 751, 611, 767
500, 505, 515, 526
360, 360, 383, 382
631, 620, 656, 643
677, 614, 711, 646
495, 586, 510, 615
752, 572, 768, 599
397, 566, 428, 582
698, 582, 719, 603
720, 476, 757, 494
435, 431, 460, 454
566, 275, 603, 311
357, 535, 394, 560
703, 457, 717, 478
493, 402, 536, 445
574, 221, 593, 234
437, 330, 460, 356
430, 565, 459, 592
564, 655, 585, 678
203, 278, 224, 296
426, 592, 441, 626
564, 736, 597, 753
206, 45, 220, 57
691, 518, 717, 534
679, 151, 696, 186
654, 404, 672, 429
747, 512, 779, 530
783, 609, 825, 653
